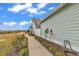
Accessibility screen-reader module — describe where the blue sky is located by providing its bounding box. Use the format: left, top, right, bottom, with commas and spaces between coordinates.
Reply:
0, 3, 60, 30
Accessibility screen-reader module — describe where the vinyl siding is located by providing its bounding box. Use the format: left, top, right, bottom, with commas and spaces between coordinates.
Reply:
32, 22, 40, 36
40, 4, 79, 52
32, 22, 36, 34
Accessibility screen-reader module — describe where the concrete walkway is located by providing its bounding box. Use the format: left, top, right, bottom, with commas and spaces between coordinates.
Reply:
27, 35, 52, 56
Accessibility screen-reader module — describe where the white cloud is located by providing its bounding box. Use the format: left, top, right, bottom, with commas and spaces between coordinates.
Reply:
19, 21, 32, 26
3, 21, 32, 26
9, 22, 17, 26
3, 22, 16, 26
8, 3, 32, 13
8, 3, 49, 17
48, 7, 55, 10
3, 22, 8, 25
26, 7, 46, 15
25, 3, 48, 14
8, 3, 48, 15
26, 7, 38, 14
37, 3, 48, 9
39, 11, 46, 14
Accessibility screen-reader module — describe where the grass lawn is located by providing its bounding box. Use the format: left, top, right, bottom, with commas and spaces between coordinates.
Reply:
0, 32, 29, 56
0, 33, 17, 56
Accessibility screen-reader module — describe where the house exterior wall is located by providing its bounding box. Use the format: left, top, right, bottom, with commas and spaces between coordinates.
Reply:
32, 22, 36, 34
40, 4, 79, 52
35, 29, 40, 36
32, 22, 40, 36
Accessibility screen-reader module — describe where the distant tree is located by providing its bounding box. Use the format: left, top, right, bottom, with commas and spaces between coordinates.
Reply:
29, 26, 32, 29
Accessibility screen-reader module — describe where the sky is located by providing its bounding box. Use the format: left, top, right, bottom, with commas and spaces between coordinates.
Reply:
0, 3, 60, 30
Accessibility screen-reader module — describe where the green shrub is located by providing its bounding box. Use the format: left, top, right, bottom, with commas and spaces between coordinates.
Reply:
55, 51, 64, 56
18, 48, 29, 56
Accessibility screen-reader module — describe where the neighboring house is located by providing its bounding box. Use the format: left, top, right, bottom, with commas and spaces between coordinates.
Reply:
32, 18, 40, 36
40, 3, 79, 52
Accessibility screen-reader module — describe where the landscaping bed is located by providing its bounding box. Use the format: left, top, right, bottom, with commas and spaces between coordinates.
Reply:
9, 34, 29, 56
34, 36, 79, 56
34, 36, 66, 56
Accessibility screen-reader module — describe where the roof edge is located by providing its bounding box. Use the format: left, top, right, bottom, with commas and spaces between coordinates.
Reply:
40, 3, 67, 23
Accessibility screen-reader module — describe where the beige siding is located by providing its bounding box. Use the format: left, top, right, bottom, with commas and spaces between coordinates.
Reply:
40, 4, 79, 52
